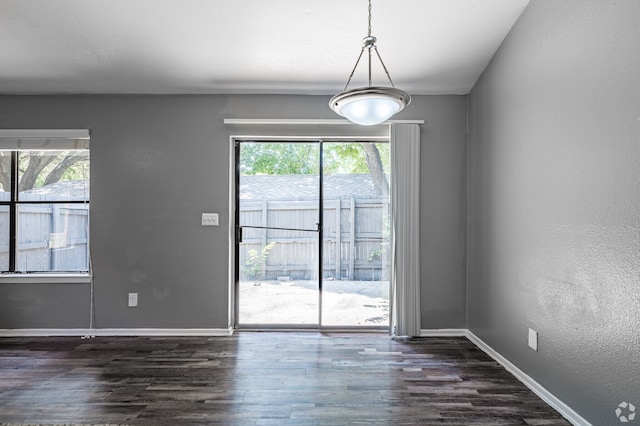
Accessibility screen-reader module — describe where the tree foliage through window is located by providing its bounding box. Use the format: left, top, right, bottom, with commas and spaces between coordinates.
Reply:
240, 142, 389, 196
0, 151, 89, 192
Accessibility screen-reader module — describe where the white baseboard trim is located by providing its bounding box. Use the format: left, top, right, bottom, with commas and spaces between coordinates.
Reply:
0, 328, 234, 337
465, 330, 591, 426
418, 328, 590, 425
420, 328, 467, 337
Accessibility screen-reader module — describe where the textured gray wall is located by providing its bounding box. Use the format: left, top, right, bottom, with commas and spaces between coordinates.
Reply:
467, 1, 640, 424
0, 94, 467, 330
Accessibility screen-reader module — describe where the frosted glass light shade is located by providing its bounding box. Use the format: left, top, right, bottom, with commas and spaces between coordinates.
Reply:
329, 87, 411, 126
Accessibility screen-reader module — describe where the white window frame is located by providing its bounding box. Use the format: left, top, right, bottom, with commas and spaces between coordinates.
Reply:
0, 130, 91, 283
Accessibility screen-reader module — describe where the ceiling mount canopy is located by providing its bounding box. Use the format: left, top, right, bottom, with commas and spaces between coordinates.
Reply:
329, 0, 411, 126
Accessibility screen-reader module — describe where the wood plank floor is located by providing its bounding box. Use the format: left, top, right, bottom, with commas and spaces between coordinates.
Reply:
0, 333, 571, 425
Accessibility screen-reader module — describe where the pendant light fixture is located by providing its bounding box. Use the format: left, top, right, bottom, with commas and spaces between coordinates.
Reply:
329, 0, 410, 126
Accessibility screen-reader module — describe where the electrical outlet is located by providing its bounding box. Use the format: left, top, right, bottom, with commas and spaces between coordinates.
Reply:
128, 293, 138, 307
528, 328, 538, 351
201, 213, 219, 226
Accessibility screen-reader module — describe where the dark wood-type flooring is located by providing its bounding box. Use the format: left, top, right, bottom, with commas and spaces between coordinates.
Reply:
0, 333, 571, 425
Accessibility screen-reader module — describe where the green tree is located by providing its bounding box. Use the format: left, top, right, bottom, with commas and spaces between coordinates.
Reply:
240, 143, 319, 175
0, 151, 88, 192
362, 143, 389, 198
240, 142, 389, 196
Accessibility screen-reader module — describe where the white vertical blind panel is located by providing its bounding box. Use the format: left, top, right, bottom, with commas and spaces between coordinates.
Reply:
390, 123, 421, 337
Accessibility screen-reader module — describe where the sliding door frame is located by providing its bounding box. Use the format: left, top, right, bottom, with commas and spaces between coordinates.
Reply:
229, 135, 389, 331
234, 139, 322, 330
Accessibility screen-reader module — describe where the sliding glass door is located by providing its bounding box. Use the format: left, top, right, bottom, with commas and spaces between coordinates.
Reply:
235, 140, 390, 329
320, 142, 390, 327
236, 141, 320, 327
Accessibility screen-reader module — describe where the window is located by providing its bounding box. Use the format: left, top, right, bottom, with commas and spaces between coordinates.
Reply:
0, 131, 90, 273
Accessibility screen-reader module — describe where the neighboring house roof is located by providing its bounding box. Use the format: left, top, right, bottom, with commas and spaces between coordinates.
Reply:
18, 180, 90, 201
5, 176, 380, 201
240, 174, 385, 200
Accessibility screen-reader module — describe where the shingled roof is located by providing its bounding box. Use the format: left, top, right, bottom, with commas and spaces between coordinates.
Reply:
240, 174, 385, 201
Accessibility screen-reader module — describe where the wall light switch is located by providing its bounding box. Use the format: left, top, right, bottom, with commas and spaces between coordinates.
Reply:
528, 328, 538, 351
201, 213, 219, 226
128, 293, 138, 307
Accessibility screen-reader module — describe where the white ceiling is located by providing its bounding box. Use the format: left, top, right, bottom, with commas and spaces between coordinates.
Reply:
0, 0, 529, 95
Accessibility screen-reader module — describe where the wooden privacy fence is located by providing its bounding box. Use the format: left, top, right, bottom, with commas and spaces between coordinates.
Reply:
0, 203, 89, 272
240, 198, 390, 281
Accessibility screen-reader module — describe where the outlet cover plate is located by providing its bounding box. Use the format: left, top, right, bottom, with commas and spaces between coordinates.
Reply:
528, 328, 538, 351
128, 293, 138, 307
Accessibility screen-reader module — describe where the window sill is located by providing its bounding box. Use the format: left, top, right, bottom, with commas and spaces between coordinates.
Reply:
0, 273, 91, 284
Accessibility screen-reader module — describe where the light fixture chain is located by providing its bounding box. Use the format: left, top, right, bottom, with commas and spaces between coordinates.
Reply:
367, 0, 372, 37
329, 0, 410, 126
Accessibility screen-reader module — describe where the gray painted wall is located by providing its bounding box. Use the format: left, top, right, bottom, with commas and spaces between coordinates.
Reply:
467, 1, 640, 424
0, 94, 467, 330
